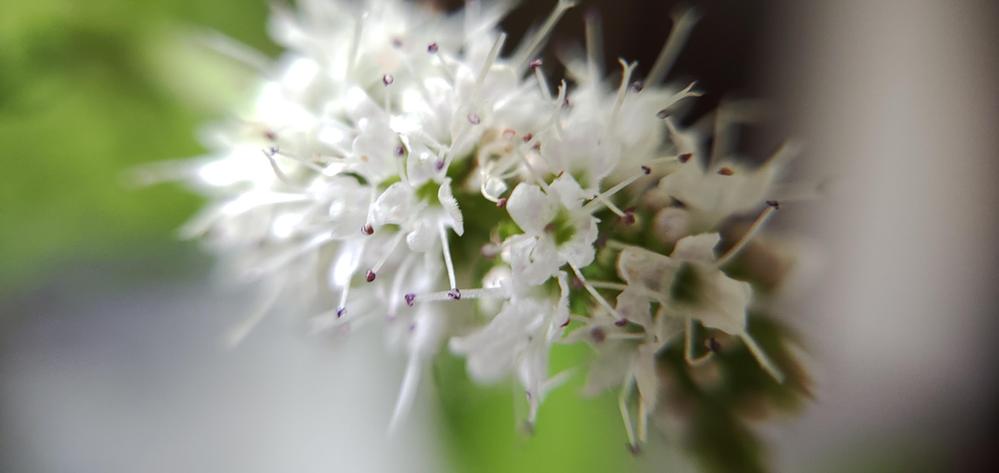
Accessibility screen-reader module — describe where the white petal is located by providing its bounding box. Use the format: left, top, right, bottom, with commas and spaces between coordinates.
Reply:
616, 246, 677, 293
372, 182, 415, 226
615, 286, 653, 328
633, 343, 661, 410
672, 233, 721, 263
438, 178, 464, 235
550, 173, 588, 209
507, 235, 561, 286
685, 267, 752, 335
406, 219, 437, 252
507, 183, 557, 235
559, 214, 599, 268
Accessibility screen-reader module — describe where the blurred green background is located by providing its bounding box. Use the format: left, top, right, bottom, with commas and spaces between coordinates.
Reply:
0, 0, 275, 290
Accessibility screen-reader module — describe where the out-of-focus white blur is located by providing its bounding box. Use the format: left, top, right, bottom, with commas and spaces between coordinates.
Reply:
767, 0, 998, 469
0, 260, 445, 473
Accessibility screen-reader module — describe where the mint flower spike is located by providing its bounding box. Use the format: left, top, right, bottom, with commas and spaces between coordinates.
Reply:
149, 0, 806, 458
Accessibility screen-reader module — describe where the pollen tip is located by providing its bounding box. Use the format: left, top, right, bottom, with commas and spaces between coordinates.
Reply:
427, 42, 439, 53
766, 200, 781, 210
522, 132, 533, 142
627, 443, 641, 456
706, 336, 722, 353
529, 58, 543, 69
614, 318, 629, 327
366, 270, 376, 282
336, 307, 346, 318
362, 224, 375, 235
621, 212, 636, 225
382, 73, 394, 86
467, 112, 481, 125
590, 326, 607, 343
447, 288, 461, 300
559, 318, 571, 328
496, 197, 508, 208
678, 153, 692, 163
656, 109, 669, 119
404, 293, 416, 307
641, 165, 651, 175
523, 420, 536, 435
630, 80, 644, 92
717, 167, 734, 176
435, 159, 446, 171
394, 144, 405, 156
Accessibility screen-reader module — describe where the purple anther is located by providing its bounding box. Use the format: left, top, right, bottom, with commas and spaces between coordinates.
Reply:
427, 42, 439, 53
366, 270, 376, 282
447, 288, 461, 300
404, 293, 416, 307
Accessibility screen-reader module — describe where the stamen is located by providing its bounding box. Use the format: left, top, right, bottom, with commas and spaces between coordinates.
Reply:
475, 33, 506, 92
569, 262, 625, 322
584, 9, 604, 79
334, 239, 367, 320
684, 318, 713, 366
741, 333, 785, 383
382, 73, 394, 86
265, 147, 329, 174
439, 225, 458, 292
618, 372, 638, 452
514, 0, 577, 73
611, 59, 638, 123
583, 166, 651, 212
262, 150, 292, 184
637, 394, 649, 444
347, 12, 367, 79
362, 223, 375, 235
388, 356, 422, 434
224, 278, 284, 348
388, 254, 416, 318
596, 195, 627, 218
407, 287, 507, 303
514, 147, 551, 193
645, 8, 700, 85
717, 167, 734, 176
715, 201, 779, 267
532, 60, 553, 100
428, 42, 456, 83
368, 231, 405, 281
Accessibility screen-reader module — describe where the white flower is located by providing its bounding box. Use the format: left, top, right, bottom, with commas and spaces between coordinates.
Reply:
449, 272, 571, 425
145, 0, 801, 450
504, 174, 599, 285
616, 233, 784, 381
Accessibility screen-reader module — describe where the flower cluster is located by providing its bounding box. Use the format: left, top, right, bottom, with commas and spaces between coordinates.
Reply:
154, 0, 806, 455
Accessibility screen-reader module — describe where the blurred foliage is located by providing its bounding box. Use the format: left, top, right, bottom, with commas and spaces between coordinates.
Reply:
0, 0, 274, 290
